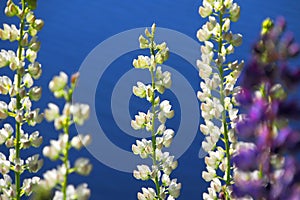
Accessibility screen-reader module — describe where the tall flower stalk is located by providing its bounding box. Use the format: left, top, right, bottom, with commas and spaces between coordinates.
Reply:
0, 0, 44, 199
232, 17, 300, 199
40, 72, 92, 200
197, 0, 243, 199
131, 24, 181, 200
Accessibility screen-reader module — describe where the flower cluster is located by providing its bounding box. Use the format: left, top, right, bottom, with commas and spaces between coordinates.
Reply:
197, 0, 243, 199
131, 24, 181, 200
0, 0, 44, 199
38, 72, 92, 200
232, 17, 300, 199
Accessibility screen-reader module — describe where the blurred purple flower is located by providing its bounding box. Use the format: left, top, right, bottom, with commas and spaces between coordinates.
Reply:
233, 16, 300, 199
232, 147, 258, 171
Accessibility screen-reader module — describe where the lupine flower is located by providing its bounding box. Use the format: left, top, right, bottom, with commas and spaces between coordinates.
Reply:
74, 158, 92, 176
131, 24, 181, 200
0, 2, 45, 198
40, 72, 92, 199
197, 0, 243, 198
232, 17, 300, 199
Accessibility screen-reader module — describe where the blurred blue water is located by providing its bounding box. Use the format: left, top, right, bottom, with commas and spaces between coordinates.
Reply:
0, 0, 300, 199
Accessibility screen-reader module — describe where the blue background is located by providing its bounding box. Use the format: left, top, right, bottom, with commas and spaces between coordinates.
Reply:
1, 0, 300, 199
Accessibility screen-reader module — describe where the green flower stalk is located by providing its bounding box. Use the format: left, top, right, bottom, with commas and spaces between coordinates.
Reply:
0, 0, 44, 199
131, 24, 181, 200
197, 0, 243, 199
40, 72, 92, 200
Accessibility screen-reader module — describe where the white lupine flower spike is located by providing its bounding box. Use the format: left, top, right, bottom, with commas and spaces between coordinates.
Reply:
0, 1, 46, 199
197, 0, 243, 199
131, 24, 181, 200
40, 72, 92, 199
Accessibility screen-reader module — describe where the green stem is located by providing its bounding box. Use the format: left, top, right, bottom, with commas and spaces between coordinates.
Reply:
15, 1, 26, 199
149, 37, 161, 200
217, 4, 231, 200
62, 122, 70, 200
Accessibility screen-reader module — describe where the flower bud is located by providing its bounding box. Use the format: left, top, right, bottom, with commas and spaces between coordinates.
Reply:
15, 111, 23, 123
71, 72, 80, 85
29, 41, 41, 52
23, 73, 34, 88
197, 26, 211, 42
261, 18, 274, 35
74, 158, 92, 176
26, 12, 36, 24
224, 0, 233, 9
26, 155, 43, 173
45, 103, 60, 122
29, 86, 42, 101
223, 18, 230, 32
49, 72, 68, 92
29, 131, 43, 148
5, 2, 19, 17
20, 33, 29, 47
33, 19, 44, 31
231, 33, 243, 47
270, 83, 286, 100
139, 35, 149, 49
207, 16, 217, 31
151, 23, 156, 35
26, 49, 37, 63
145, 28, 151, 38
133, 55, 151, 69
0, 101, 8, 119
133, 82, 146, 98
226, 44, 234, 54
28, 26, 37, 36
229, 3, 240, 22
28, 62, 42, 79
5, 136, 14, 148
199, 5, 212, 18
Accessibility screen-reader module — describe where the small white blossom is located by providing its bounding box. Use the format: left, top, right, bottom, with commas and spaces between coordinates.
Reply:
199, 3, 213, 18
131, 111, 152, 130
134, 165, 151, 180
23, 73, 33, 88
0, 101, 8, 119
22, 177, 40, 196
49, 71, 68, 92
133, 81, 147, 98
75, 183, 91, 200
197, 60, 212, 79
26, 154, 43, 173
70, 103, 90, 125
168, 179, 181, 198
155, 66, 172, 93
29, 131, 43, 147
133, 55, 151, 69
197, 24, 212, 42
137, 187, 156, 200
158, 100, 174, 124
202, 166, 216, 182
74, 158, 92, 176
0, 76, 12, 94
162, 129, 174, 148
26, 49, 37, 63
0, 153, 10, 174
132, 139, 153, 158
44, 103, 60, 121
21, 97, 32, 110
71, 134, 91, 150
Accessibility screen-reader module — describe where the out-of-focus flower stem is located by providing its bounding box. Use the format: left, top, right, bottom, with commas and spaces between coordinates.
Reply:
62, 87, 74, 200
